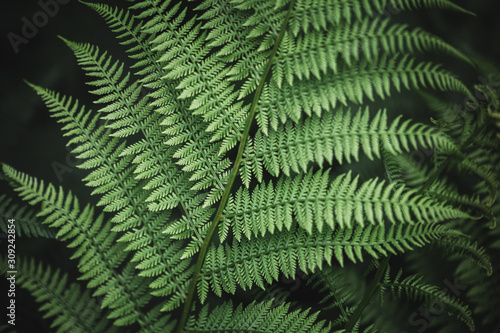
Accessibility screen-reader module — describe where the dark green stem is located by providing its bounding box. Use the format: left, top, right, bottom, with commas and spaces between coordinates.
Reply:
344, 255, 390, 332
175, 1, 296, 332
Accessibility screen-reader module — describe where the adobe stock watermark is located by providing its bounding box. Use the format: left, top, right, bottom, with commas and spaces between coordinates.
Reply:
7, 0, 71, 54
400, 277, 468, 333
52, 144, 79, 183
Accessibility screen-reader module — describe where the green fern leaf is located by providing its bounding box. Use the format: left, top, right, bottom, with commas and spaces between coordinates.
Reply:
288, 0, 474, 36
242, 107, 457, 184
1, 165, 164, 328
185, 300, 333, 333
0, 257, 120, 333
3, 0, 495, 332
222, 169, 472, 241
0, 194, 55, 238
201, 223, 456, 301
273, 17, 472, 88
258, 54, 472, 132
383, 270, 475, 331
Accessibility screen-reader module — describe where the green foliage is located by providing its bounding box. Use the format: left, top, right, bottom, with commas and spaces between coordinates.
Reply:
185, 300, 334, 333
240, 107, 458, 184
0, 194, 55, 239
381, 268, 474, 330
200, 223, 456, 303
1, 164, 170, 329
1, 0, 499, 332
0, 257, 119, 333
222, 169, 471, 240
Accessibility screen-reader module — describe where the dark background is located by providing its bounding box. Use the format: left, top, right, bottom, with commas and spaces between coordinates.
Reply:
0, 0, 499, 332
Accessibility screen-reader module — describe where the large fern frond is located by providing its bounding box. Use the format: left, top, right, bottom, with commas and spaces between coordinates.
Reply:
1, 165, 163, 328
200, 223, 458, 302
258, 54, 472, 131
241, 107, 457, 185
25, 82, 194, 311
185, 300, 333, 333
6, 0, 495, 332
222, 170, 472, 241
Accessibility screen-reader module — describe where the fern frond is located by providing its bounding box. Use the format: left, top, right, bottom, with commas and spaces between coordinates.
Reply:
81, 2, 163, 84
112, 1, 231, 208
457, 154, 499, 206
383, 270, 474, 331
425, 178, 494, 225
185, 300, 332, 333
307, 265, 357, 325
1, 165, 161, 328
221, 170, 472, 241
274, 17, 471, 88
258, 54, 472, 132
0, 256, 119, 333
201, 223, 455, 302
241, 108, 456, 185
59, 37, 151, 137
60, 37, 214, 256
289, 0, 474, 35
0, 194, 55, 238
25, 81, 195, 306
436, 236, 492, 276
33, 42, 200, 313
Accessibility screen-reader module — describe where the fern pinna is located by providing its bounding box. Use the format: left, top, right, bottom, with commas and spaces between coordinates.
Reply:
2, 0, 499, 332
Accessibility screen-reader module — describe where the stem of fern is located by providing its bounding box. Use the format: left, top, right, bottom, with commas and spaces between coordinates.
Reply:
175, 1, 296, 331
344, 255, 390, 332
